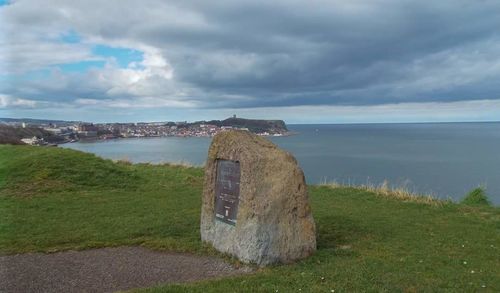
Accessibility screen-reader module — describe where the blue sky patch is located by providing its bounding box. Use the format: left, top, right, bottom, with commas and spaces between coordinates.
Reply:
1, 69, 52, 85
0, 0, 10, 6
59, 60, 106, 72
56, 34, 143, 71
60, 31, 81, 44
92, 45, 144, 68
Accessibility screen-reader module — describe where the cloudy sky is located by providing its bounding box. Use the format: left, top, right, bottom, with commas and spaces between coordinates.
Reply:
1, 0, 500, 123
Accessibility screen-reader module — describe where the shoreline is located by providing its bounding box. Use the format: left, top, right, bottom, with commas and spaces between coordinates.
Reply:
57, 145, 498, 207
60, 130, 298, 144
56, 123, 500, 205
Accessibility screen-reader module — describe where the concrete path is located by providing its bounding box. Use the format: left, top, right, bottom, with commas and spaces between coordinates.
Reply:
0, 247, 252, 293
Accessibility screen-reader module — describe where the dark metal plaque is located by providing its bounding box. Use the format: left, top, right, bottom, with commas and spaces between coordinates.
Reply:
214, 160, 241, 226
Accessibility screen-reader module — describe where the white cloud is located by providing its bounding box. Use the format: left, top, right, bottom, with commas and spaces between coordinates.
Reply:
0, 94, 38, 108
204, 99, 500, 124
390, 39, 500, 96
0, 41, 96, 74
75, 96, 195, 108
3, 98, 499, 124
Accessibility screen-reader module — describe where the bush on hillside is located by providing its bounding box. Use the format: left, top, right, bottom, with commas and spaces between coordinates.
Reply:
461, 187, 491, 206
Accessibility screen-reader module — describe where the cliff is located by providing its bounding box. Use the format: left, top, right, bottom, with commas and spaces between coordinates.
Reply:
194, 117, 288, 134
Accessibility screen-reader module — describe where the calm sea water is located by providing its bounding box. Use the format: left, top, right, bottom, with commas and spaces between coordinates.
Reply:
62, 122, 500, 204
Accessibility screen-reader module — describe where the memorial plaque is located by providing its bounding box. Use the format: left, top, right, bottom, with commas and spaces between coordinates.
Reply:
214, 159, 241, 226
201, 130, 316, 265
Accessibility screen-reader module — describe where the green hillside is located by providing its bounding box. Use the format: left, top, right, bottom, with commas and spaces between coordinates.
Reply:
0, 145, 498, 292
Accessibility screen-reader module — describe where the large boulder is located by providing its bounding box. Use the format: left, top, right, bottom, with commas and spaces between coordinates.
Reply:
200, 130, 316, 266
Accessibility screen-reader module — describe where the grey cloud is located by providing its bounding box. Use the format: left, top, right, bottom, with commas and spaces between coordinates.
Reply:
2, 0, 500, 110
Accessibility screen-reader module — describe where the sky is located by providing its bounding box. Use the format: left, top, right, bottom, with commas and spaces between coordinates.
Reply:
1, 0, 500, 124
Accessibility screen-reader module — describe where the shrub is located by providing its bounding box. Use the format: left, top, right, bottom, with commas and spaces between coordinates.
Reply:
461, 187, 491, 206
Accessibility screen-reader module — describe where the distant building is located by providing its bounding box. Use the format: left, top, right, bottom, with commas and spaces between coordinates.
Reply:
78, 124, 98, 132
44, 128, 62, 134
21, 136, 45, 146
78, 124, 98, 137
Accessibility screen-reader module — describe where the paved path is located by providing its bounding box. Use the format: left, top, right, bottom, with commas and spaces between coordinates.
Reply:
0, 247, 252, 293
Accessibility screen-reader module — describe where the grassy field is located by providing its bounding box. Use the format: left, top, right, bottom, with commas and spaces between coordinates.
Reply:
1, 145, 499, 292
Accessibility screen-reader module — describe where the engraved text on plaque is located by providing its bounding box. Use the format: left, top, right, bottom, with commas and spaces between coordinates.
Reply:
214, 160, 241, 225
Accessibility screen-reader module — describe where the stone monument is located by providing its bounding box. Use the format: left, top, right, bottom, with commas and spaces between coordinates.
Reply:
200, 130, 316, 266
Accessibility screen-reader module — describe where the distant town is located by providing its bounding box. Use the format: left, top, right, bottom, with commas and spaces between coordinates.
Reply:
0, 116, 290, 146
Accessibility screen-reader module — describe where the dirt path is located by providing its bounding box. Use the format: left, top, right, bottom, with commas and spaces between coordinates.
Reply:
0, 246, 252, 293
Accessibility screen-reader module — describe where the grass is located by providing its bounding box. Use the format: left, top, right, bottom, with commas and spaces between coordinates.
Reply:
0, 145, 205, 254
1, 145, 499, 292
319, 178, 446, 206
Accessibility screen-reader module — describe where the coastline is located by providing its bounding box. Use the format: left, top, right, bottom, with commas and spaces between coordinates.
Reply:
60, 130, 298, 145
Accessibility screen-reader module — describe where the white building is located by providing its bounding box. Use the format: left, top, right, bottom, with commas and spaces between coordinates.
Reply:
21, 136, 45, 145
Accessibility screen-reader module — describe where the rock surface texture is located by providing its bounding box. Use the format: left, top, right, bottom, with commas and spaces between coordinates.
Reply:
201, 130, 316, 266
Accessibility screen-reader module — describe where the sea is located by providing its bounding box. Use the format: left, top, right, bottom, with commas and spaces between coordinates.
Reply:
61, 122, 500, 205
